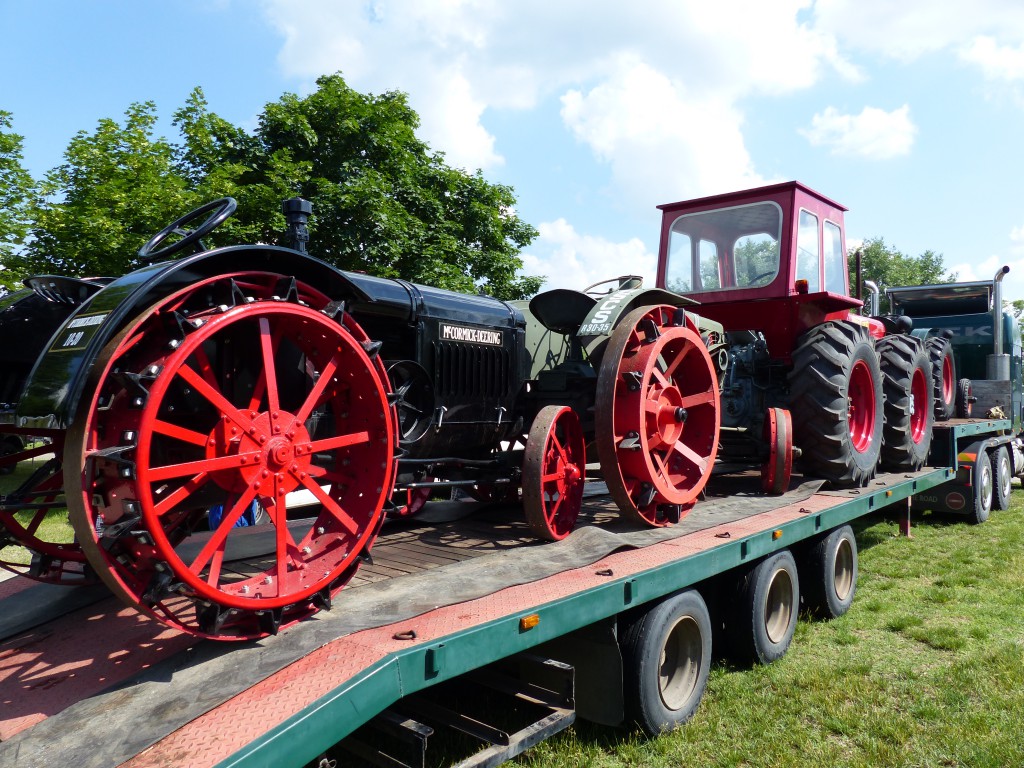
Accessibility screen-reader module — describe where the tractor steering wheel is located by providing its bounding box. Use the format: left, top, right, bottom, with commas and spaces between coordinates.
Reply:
138, 197, 238, 263
582, 275, 644, 296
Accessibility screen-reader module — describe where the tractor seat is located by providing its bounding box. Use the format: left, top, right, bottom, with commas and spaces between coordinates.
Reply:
529, 289, 598, 335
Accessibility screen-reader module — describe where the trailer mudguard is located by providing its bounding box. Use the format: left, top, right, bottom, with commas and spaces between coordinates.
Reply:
15, 245, 373, 430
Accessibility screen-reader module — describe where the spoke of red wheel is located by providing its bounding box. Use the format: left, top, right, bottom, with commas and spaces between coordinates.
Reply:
147, 451, 261, 482
546, 494, 563, 523
274, 477, 297, 595
206, 548, 224, 587
153, 419, 210, 447
247, 373, 267, 413
153, 472, 211, 517
662, 344, 693, 381
177, 364, 253, 433
550, 432, 570, 466
679, 389, 715, 410
23, 509, 49, 537
190, 345, 221, 390
307, 430, 371, 453
189, 486, 258, 578
298, 475, 359, 535
294, 352, 340, 425
258, 317, 281, 415
670, 438, 708, 474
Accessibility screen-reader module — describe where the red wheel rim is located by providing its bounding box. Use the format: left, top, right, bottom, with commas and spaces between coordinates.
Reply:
67, 272, 396, 639
597, 306, 719, 527
847, 359, 876, 454
760, 408, 793, 494
941, 355, 954, 404
910, 366, 929, 444
0, 433, 92, 584
523, 406, 585, 540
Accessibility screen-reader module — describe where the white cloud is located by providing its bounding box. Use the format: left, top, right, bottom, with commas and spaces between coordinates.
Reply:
521, 219, 657, 292
811, 1, 1024, 61
960, 37, 1024, 82
258, 1, 858, 181
800, 105, 916, 159
560, 55, 766, 203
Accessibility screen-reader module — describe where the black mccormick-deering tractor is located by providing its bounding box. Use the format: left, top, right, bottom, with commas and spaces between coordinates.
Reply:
0, 183, 1015, 643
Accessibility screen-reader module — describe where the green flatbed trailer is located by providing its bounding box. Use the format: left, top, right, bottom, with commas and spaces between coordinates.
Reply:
0, 419, 1013, 768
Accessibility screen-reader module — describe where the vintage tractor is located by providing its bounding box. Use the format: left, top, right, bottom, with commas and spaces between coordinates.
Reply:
0, 197, 723, 640
655, 181, 951, 490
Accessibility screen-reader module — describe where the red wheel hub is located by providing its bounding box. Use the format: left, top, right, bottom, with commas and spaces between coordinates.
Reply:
909, 366, 929, 444
847, 359, 876, 454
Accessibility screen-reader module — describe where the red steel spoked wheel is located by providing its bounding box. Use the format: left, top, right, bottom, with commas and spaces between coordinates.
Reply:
760, 407, 793, 495
66, 272, 396, 640
596, 305, 720, 527
0, 433, 93, 584
523, 405, 586, 541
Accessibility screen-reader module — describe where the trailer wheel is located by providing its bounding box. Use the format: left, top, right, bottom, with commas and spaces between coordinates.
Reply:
926, 337, 956, 421
65, 272, 396, 640
968, 451, 993, 524
992, 446, 1012, 512
955, 378, 974, 418
788, 322, 883, 487
728, 549, 799, 665
596, 305, 719, 527
523, 405, 586, 540
801, 525, 857, 619
620, 589, 712, 735
877, 335, 933, 471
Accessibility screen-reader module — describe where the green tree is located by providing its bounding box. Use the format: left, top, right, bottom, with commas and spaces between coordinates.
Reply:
174, 76, 541, 299
20, 102, 192, 277
849, 237, 955, 313
0, 111, 36, 292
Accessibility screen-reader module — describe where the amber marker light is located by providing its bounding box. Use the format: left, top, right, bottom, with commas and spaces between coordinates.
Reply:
520, 614, 541, 631
795, 279, 809, 294
772, 529, 783, 540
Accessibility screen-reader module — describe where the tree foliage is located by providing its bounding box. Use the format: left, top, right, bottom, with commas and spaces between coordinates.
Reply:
849, 237, 955, 313
0, 111, 35, 291
8, 74, 542, 299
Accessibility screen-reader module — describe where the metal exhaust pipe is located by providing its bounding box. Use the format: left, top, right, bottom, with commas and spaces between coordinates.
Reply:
988, 265, 1010, 381
864, 280, 880, 316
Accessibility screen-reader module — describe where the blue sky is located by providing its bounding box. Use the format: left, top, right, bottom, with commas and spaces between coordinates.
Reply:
3, 1, 1023, 300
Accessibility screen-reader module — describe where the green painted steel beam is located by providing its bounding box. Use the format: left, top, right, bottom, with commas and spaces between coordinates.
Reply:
216, 450, 971, 768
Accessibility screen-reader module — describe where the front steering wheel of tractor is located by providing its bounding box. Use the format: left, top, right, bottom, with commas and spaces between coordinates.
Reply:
138, 197, 238, 263
583, 275, 644, 296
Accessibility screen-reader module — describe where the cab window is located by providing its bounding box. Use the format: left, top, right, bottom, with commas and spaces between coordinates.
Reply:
823, 220, 846, 295
796, 210, 820, 292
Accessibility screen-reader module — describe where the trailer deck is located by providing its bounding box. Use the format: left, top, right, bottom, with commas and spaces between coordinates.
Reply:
1, 422, 1003, 767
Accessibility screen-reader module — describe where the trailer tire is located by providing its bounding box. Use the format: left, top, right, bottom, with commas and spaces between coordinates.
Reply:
969, 451, 993, 524
788, 322, 883, 487
877, 335, 933, 471
801, 526, 857, 619
992, 446, 1012, 512
926, 337, 956, 421
621, 589, 712, 735
728, 550, 799, 665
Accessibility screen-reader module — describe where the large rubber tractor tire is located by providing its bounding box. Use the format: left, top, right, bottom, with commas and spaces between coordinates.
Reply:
595, 305, 720, 527
926, 336, 956, 421
788, 321, 883, 487
65, 271, 397, 640
877, 335, 934, 471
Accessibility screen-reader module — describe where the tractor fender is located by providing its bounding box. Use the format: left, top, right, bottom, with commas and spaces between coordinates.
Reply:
577, 287, 699, 362
15, 245, 372, 430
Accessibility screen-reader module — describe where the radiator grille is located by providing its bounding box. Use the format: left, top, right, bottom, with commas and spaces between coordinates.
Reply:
434, 341, 512, 399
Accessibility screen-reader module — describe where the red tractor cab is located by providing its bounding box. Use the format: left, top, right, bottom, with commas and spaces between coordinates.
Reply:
655, 181, 941, 489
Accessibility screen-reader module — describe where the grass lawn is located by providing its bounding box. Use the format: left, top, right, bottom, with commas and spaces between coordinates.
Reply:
0, 449, 74, 568
519, 494, 1024, 768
